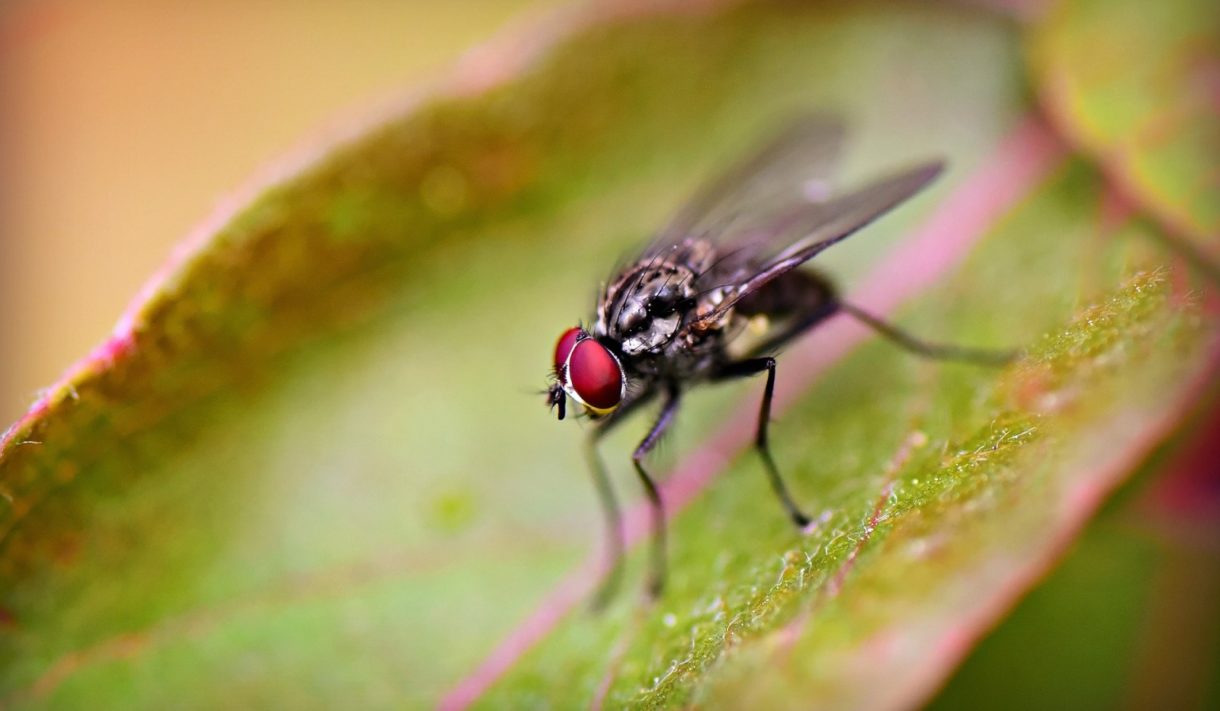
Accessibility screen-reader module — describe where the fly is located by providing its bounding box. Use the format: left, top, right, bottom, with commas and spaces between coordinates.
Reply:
544, 115, 1012, 603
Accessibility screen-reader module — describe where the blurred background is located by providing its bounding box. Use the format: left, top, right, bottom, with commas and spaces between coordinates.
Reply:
0, 0, 560, 426
2, 1, 1216, 708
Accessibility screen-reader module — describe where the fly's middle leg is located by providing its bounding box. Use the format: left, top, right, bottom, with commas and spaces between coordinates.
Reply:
713, 357, 812, 528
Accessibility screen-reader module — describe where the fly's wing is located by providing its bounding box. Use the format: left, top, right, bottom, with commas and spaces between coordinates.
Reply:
601, 114, 849, 333
685, 160, 944, 332
656, 113, 847, 251
603, 115, 942, 339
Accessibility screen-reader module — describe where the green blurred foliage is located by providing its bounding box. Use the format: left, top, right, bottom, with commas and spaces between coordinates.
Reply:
1, 0, 1216, 708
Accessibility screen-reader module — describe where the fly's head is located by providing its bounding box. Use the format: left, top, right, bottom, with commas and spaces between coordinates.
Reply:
547, 327, 625, 420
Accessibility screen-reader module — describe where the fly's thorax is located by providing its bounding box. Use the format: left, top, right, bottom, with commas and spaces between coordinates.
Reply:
597, 260, 700, 357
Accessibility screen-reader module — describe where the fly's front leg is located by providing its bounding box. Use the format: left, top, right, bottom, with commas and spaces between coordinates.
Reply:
585, 389, 655, 609
632, 385, 681, 597
714, 358, 812, 528
585, 435, 624, 609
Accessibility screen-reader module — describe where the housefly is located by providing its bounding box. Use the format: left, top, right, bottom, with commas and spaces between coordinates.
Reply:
545, 115, 1010, 602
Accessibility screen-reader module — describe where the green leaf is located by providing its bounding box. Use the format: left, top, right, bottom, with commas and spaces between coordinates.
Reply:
1028, 0, 1220, 252
471, 172, 1216, 709
1, 2, 1215, 709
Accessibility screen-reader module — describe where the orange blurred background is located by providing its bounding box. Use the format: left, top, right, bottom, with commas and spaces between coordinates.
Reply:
0, 0, 559, 426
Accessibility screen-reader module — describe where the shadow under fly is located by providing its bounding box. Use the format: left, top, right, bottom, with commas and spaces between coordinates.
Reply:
543, 114, 1014, 605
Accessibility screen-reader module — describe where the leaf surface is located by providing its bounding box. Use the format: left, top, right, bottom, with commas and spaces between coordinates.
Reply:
1, 1, 1215, 709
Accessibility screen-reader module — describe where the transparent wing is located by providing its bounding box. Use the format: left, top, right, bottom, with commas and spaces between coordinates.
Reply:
655, 113, 847, 251
686, 160, 945, 330
601, 115, 849, 330
604, 114, 943, 339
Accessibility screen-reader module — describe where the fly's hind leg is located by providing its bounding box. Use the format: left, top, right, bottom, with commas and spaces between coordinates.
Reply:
738, 268, 1015, 364
838, 301, 1017, 365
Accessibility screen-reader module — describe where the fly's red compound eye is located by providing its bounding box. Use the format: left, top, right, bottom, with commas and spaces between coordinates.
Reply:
567, 338, 624, 413
554, 327, 583, 376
